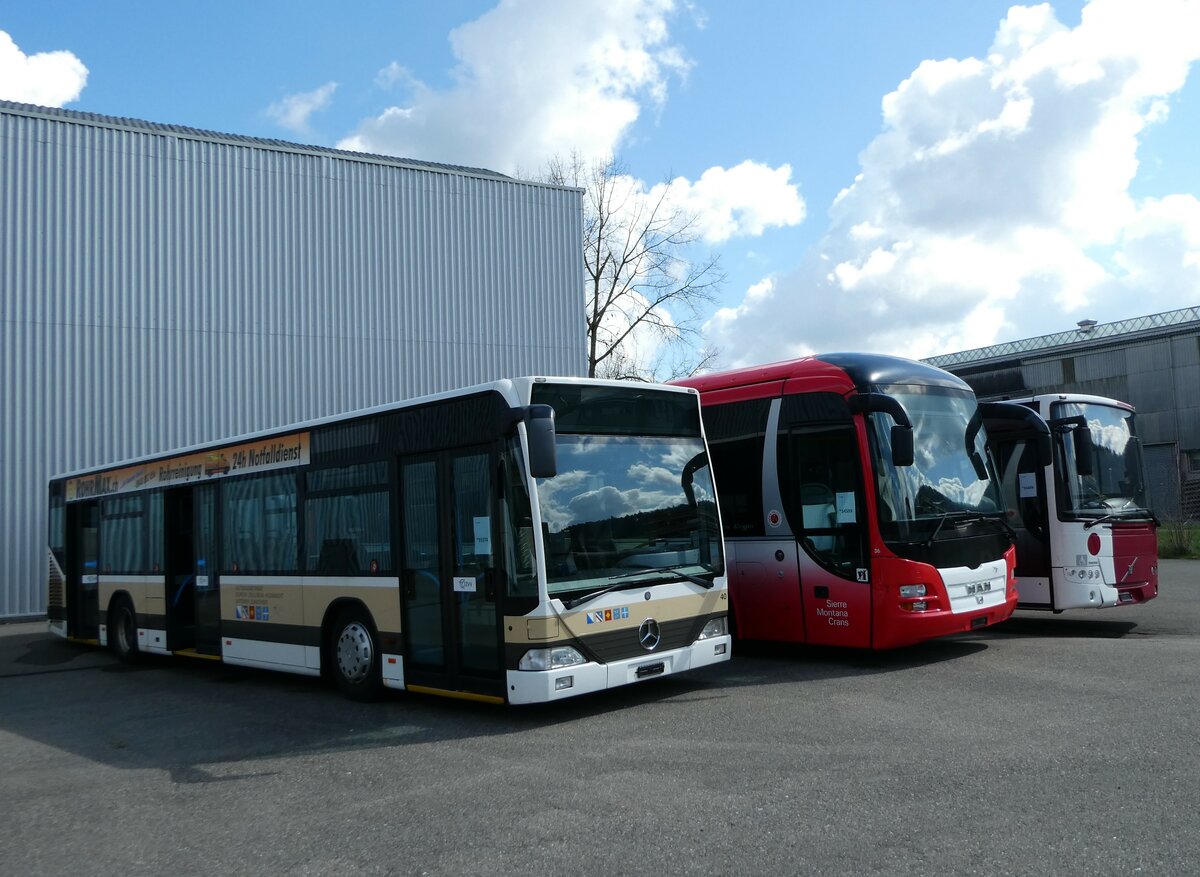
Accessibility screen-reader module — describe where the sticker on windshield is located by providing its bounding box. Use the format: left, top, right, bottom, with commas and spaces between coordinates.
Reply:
587, 607, 629, 624
1019, 472, 1037, 498
836, 492, 856, 524
767, 509, 782, 528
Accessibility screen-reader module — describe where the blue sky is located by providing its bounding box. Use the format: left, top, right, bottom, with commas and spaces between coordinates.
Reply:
4, 0, 1199, 371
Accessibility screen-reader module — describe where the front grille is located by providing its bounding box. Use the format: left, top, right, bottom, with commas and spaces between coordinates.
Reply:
579, 616, 700, 663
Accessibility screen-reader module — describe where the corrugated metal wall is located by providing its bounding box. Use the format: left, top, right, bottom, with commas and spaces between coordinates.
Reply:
1, 104, 585, 618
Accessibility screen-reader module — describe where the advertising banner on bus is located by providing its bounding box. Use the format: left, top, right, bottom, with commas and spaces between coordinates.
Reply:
66, 432, 311, 501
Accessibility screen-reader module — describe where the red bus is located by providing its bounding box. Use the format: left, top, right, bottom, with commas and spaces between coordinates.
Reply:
983, 393, 1159, 611
675, 353, 1017, 648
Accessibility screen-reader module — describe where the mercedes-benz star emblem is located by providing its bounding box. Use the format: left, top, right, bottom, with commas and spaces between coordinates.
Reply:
638, 618, 661, 651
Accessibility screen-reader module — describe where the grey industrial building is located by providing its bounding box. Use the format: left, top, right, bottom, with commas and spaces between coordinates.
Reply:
1, 100, 585, 619
926, 306, 1200, 521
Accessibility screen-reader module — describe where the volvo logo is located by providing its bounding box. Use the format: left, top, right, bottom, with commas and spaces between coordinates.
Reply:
638, 618, 661, 651
1122, 557, 1138, 582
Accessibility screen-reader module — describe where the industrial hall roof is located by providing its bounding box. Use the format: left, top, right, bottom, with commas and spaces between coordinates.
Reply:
925, 305, 1200, 369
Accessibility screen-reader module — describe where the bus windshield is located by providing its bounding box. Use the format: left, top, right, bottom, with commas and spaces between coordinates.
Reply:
1051, 401, 1150, 518
535, 434, 722, 597
867, 388, 1003, 541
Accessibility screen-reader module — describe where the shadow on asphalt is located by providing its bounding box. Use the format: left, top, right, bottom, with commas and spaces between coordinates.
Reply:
976, 614, 1139, 639
0, 627, 985, 780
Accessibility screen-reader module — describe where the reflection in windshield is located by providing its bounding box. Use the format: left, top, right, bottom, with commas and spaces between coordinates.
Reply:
867, 389, 1002, 539
535, 435, 722, 596
1053, 402, 1150, 516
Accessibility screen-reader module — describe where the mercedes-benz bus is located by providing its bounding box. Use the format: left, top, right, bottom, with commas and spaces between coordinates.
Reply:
983, 393, 1158, 611
675, 353, 1017, 649
47, 377, 730, 703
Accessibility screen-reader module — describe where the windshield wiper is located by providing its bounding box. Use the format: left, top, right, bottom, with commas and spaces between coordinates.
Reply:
924, 511, 1014, 548
1083, 510, 1160, 529
562, 564, 716, 610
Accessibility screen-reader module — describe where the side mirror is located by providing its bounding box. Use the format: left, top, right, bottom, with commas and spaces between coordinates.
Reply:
525, 404, 557, 479
1072, 426, 1094, 476
890, 425, 914, 468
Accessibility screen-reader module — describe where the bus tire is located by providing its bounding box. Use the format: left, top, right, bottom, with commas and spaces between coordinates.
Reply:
110, 596, 140, 664
330, 607, 382, 701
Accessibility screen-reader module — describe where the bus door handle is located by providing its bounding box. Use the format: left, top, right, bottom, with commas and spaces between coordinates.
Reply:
483, 569, 497, 602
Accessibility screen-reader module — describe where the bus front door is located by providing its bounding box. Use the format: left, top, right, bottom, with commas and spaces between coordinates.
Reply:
400, 447, 503, 698
993, 434, 1053, 607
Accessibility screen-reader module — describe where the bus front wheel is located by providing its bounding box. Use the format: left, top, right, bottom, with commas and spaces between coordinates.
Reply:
330, 607, 382, 701
110, 596, 140, 664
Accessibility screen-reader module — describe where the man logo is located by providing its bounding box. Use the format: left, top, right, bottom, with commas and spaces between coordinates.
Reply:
638, 618, 661, 651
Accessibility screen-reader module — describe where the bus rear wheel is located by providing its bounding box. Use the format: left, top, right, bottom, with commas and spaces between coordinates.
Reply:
330, 607, 382, 701
110, 596, 140, 664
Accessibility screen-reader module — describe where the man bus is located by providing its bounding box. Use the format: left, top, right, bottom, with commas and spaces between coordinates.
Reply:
47, 377, 730, 703
675, 353, 1017, 648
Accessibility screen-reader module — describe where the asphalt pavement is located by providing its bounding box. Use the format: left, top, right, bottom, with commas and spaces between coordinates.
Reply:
2, 560, 1197, 876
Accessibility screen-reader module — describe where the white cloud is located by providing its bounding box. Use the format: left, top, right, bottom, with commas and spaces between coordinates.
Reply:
649, 161, 806, 244
338, 0, 689, 173
266, 82, 337, 136
0, 31, 87, 106
375, 62, 416, 91
707, 0, 1200, 367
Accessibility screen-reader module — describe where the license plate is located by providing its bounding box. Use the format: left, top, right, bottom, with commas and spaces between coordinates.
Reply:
635, 662, 665, 679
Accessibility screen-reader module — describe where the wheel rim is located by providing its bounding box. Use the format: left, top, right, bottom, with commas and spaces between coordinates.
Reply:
116, 609, 132, 653
335, 622, 374, 683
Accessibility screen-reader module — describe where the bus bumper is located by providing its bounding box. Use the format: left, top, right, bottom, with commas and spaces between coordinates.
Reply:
872, 590, 1018, 649
505, 634, 732, 705
1050, 566, 1158, 609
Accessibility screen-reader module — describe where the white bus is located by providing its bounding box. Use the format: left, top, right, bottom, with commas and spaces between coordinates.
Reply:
983, 393, 1159, 611
47, 378, 730, 703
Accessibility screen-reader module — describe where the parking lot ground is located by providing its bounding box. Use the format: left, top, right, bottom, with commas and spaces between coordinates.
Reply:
2, 560, 1197, 876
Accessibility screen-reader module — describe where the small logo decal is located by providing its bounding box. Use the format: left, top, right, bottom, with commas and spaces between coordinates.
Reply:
586, 607, 629, 624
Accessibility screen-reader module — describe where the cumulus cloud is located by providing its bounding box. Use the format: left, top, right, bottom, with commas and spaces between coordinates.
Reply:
0, 30, 88, 106
265, 82, 337, 136
650, 161, 806, 244
341, 2, 804, 237
707, 0, 1200, 367
339, 0, 689, 172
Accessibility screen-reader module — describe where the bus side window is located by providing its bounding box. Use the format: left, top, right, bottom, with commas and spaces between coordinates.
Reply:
702, 399, 771, 537
305, 463, 391, 576
223, 473, 299, 573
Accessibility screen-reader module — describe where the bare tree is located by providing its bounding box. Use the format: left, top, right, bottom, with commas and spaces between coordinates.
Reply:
541, 154, 723, 381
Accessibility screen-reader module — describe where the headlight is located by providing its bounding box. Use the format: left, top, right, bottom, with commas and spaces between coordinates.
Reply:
698, 616, 727, 639
899, 584, 927, 598
518, 646, 586, 671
